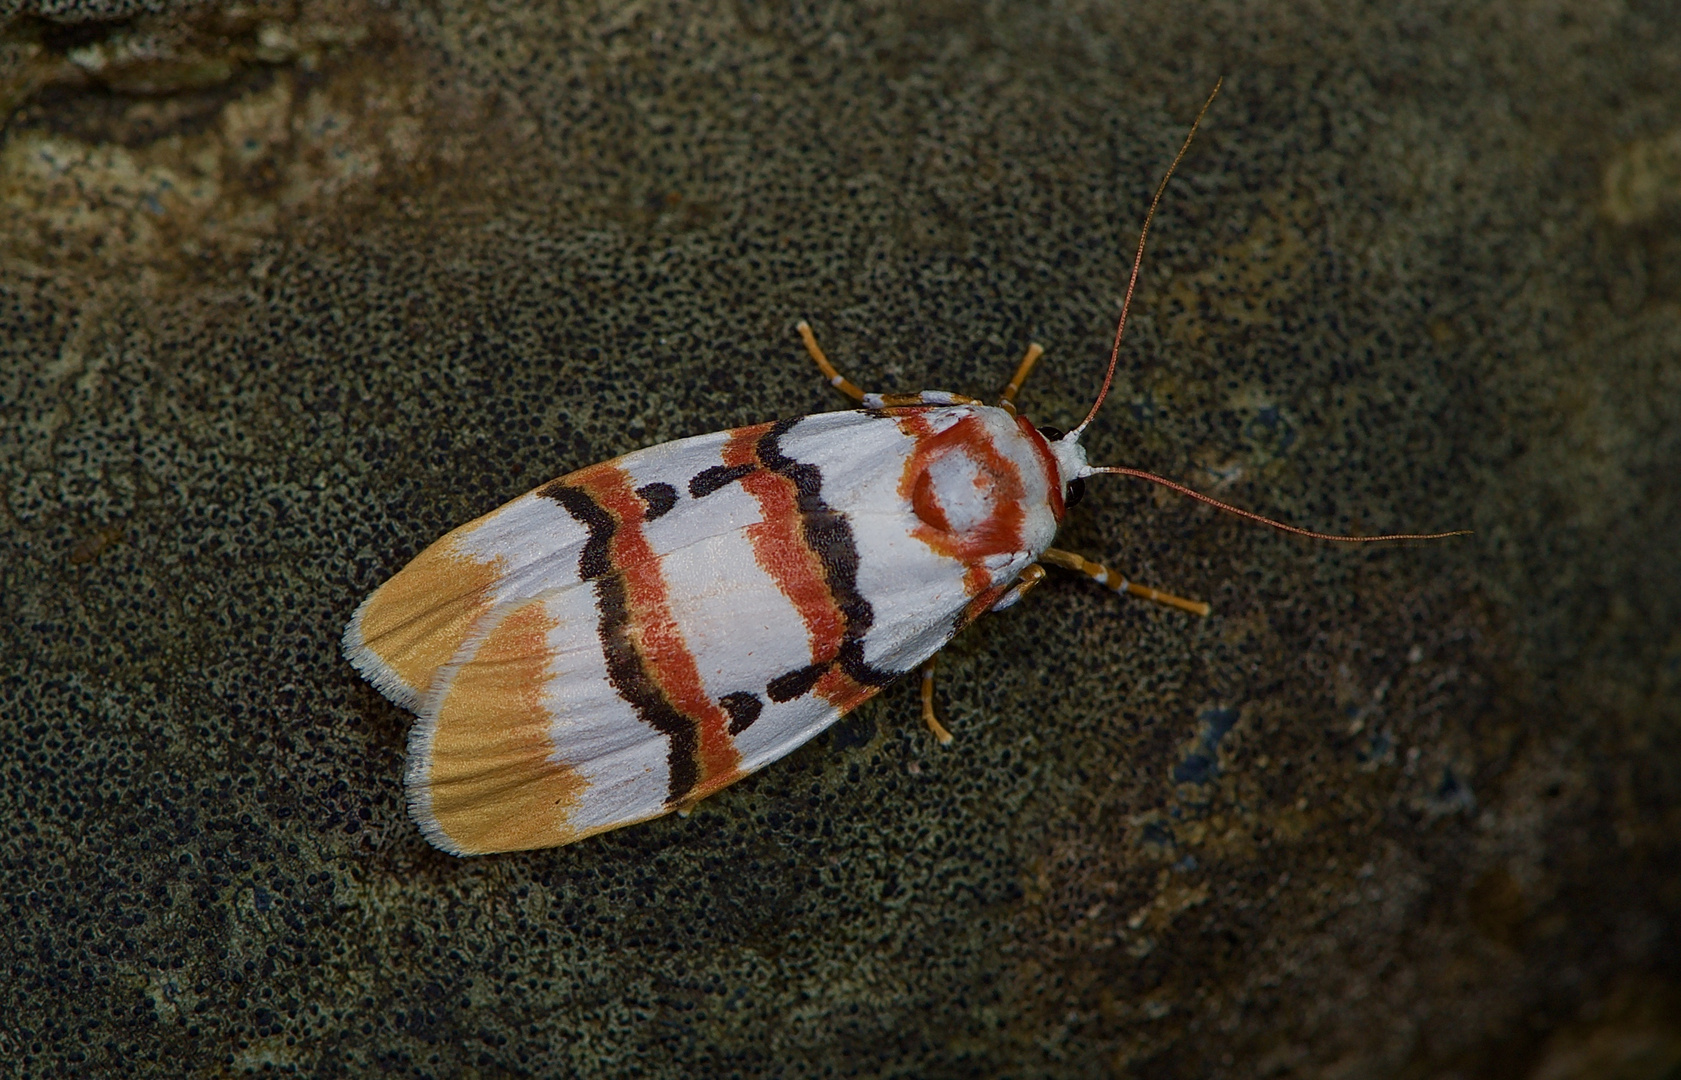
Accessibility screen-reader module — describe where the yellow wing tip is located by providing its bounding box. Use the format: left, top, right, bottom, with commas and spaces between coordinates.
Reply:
402, 598, 603, 855
342, 595, 425, 711
345, 534, 505, 712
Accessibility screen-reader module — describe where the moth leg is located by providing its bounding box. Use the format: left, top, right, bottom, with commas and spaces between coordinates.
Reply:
797, 321, 984, 408
990, 563, 1047, 611
997, 343, 1046, 416
920, 656, 954, 745
1040, 548, 1212, 617
924, 564, 1049, 746
797, 320, 867, 402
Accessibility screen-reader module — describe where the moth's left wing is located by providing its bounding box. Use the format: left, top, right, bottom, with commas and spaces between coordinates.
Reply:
343, 485, 598, 713
347, 409, 1039, 854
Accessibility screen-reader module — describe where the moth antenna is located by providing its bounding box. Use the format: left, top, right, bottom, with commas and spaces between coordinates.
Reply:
1071, 77, 1223, 440
1086, 466, 1472, 543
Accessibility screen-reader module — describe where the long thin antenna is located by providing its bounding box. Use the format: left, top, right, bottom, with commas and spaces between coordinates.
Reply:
1072, 78, 1223, 439
1089, 466, 1472, 543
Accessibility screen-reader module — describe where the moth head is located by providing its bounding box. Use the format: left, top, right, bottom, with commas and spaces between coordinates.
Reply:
1034, 425, 1088, 510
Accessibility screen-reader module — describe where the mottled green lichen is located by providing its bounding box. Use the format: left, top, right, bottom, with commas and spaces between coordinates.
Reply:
2, 1, 1678, 1077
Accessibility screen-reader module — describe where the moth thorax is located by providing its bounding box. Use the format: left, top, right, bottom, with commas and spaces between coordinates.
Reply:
911, 444, 1001, 536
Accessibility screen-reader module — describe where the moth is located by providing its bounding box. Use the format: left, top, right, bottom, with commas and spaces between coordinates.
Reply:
343, 84, 1459, 855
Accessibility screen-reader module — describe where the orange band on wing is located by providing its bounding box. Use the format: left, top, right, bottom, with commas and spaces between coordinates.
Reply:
725, 426, 848, 672
569, 463, 744, 793
426, 600, 588, 854
813, 668, 876, 714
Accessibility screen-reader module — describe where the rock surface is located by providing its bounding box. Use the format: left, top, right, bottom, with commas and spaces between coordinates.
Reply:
2, 1, 1677, 1076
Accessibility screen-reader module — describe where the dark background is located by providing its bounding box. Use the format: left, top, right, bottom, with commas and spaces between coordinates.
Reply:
2, 1, 1678, 1076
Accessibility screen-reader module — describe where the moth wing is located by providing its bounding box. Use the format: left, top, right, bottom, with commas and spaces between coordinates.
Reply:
349, 408, 1036, 855
343, 426, 751, 711
401, 411, 963, 854
342, 489, 593, 712
661, 410, 1015, 787
406, 582, 670, 855
706, 405, 1055, 783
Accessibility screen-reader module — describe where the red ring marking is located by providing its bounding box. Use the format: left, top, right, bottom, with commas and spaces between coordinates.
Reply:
892, 408, 1028, 597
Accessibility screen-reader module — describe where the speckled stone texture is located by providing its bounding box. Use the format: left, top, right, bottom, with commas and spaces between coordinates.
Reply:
3, 1, 1678, 1076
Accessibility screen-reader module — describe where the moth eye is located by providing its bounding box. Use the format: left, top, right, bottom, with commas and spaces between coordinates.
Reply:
1036, 425, 1065, 442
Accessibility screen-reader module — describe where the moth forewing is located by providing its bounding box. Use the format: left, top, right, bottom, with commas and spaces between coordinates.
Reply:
345, 403, 1070, 853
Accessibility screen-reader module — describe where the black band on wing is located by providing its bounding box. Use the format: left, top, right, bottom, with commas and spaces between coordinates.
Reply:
766, 663, 826, 703
756, 418, 898, 691
539, 480, 699, 804
689, 463, 756, 498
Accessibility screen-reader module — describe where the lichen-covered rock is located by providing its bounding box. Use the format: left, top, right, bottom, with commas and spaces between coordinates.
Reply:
2, 2, 1677, 1077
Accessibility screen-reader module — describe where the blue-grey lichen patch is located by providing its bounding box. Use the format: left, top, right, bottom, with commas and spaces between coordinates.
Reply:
1169, 706, 1237, 780
1170, 706, 1239, 786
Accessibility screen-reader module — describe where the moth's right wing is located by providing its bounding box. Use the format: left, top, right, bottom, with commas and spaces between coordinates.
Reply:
343, 412, 988, 855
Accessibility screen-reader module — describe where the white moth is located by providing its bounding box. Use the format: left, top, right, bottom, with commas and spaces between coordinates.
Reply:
343, 82, 1461, 854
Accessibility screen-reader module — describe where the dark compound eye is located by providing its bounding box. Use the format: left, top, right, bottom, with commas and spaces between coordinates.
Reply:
1036, 425, 1065, 442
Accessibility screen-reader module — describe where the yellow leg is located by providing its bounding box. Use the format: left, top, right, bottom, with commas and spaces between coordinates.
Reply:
1040, 548, 1211, 617
797, 320, 867, 403
920, 656, 954, 744
990, 562, 1047, 611
997, 343, 1045, 416
797, 321, 984, 407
